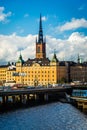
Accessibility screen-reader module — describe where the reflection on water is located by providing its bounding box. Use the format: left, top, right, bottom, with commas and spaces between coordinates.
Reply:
0, 103, 87, 130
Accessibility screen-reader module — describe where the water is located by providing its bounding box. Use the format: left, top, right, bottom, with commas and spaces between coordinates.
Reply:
0, 102, 87, 130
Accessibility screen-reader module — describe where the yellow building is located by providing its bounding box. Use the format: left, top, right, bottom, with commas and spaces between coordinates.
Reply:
0, 15, 69, 86
13, 15, 66, 86
14, 52, 59, 86
0, 63, 16, 85
1, 15, 82, 86
0, 65, 8, 85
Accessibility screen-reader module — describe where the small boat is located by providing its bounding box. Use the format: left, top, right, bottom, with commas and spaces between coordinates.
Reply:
66, 89, 87, 100
66, 90, 87, 110
72, 89, 87, 98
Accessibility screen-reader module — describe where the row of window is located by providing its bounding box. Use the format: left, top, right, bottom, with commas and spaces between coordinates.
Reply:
0, 78, 6, 80
17, 79, 55, 82
25, 75, 55, 77
0, 74, 6, 76
23, 64, 50, 66
16, 71, 55, 73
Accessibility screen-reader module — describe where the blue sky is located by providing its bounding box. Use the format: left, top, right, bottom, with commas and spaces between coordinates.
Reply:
0, 0, 87, 37
0, 0, 87, 63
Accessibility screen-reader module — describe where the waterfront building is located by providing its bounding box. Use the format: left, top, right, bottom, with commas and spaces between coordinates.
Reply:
14, 15, 68, 86
0, 15, 87, 86
70, 61, 87, 83
0, 65, 9, 85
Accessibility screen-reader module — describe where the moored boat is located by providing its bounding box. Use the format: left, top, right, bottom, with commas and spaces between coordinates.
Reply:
66, 89, 87, 111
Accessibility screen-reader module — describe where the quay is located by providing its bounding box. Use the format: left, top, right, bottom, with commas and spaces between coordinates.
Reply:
70, 97, 87, 112
76, 99, 87, 111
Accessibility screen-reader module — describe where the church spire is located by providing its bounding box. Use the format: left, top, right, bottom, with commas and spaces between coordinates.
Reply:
36, 14, 46, 59
38, 14, 43, 43
51, 49, 58, 62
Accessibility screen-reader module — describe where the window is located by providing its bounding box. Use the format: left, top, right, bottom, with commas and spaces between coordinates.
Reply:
37, 47, 40, 53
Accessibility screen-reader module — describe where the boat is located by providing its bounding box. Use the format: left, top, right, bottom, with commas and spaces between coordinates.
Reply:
66, 89, 87, 111
72, 89, 87, 98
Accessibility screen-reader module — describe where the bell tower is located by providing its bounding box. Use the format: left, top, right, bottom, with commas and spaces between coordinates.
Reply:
36, 14, 46, 59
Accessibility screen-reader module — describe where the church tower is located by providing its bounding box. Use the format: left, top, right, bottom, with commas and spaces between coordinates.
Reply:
36, 14, 46, 59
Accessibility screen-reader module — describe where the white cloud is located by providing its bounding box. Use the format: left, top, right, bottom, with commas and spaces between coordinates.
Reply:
0, 6, 12, 23
37, 16, 47, 22
46, 32, 87, 61
58, 18, 87, 32
42, 16, 47, 21
0, 32, 87, 64
0, 34, 36, 63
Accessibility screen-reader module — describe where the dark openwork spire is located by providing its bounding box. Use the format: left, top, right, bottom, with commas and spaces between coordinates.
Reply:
38, 14, 43, 43
36, 14, 46, 59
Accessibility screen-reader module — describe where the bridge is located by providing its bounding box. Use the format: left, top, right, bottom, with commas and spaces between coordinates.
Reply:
0, 85, 87, 111
0, 87, 71, 105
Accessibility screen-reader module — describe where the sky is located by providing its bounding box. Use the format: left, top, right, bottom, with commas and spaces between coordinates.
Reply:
0, 0, 87, 64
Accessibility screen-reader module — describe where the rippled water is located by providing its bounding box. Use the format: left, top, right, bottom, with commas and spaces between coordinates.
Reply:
0, 103, 87, 130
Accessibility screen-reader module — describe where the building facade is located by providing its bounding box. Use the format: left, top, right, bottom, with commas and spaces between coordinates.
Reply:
0, 15, 87, 86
